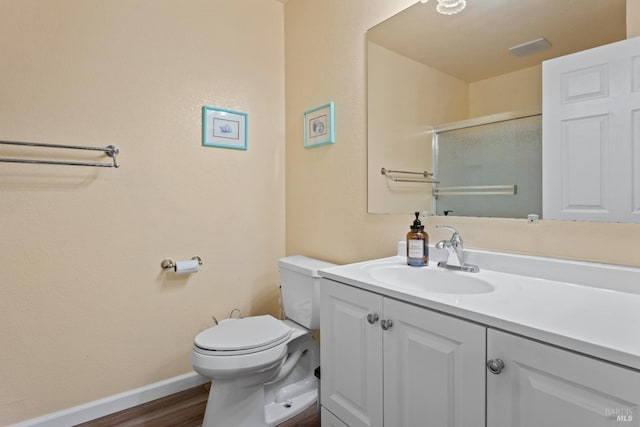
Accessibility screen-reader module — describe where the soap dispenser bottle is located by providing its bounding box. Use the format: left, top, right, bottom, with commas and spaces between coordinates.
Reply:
406, 212, 429, 266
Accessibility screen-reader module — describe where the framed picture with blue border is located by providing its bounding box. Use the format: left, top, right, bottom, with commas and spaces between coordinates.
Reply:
202, 106, 248, 150
304, 102, 334, 148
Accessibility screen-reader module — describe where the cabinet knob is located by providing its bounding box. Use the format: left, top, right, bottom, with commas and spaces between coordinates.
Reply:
381, 319, 393, 330
486, 358, 505, 375
367, 313, 379, 324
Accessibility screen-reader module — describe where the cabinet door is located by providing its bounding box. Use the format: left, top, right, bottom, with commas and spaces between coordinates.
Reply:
543, 36, 640, 223
320, 279, 384, 427
383, 298, 486, 427
487, 329, 640, 427
321, 407, 349, 427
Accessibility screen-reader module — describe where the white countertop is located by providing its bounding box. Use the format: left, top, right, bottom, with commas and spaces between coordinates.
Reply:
319, 254, 640, 371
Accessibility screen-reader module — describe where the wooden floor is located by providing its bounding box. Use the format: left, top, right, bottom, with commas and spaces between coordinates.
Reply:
75, 383, 320, 427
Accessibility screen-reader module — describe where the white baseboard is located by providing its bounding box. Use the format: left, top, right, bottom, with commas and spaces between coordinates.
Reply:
11, 371, 209, 427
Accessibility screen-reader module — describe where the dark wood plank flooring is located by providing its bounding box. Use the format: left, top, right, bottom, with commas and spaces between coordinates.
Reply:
75, 383, 320, 427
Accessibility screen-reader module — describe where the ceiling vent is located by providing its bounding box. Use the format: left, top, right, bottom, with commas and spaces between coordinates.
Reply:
509, 37, 552, 57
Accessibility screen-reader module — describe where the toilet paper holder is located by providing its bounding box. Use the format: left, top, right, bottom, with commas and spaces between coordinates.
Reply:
161, 256, 203, 271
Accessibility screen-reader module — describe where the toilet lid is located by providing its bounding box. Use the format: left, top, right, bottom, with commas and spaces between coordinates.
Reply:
194, 315, 292, 353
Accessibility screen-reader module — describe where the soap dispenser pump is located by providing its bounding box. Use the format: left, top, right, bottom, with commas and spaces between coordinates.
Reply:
406, 212, 429, 266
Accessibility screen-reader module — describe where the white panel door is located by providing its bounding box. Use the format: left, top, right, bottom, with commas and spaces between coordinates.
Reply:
487, 329, 640, 427
561, 114, 609, 213
320, 279, 384, 427
383, 298, 486, 427
543, 36, 640, 222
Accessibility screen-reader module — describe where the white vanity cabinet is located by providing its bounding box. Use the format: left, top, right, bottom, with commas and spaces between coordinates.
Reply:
487, 329, 640, 426
320, 278, 383, 427
321, 407, 349, 427
320, 275, 640, 427
319, 278, 486, 427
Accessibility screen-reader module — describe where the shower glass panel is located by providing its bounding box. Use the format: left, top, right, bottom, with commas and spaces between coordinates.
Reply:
433, 114, 542, 218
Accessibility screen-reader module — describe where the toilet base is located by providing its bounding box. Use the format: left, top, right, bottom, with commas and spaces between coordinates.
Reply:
264, 332, 319, 425
202, 378, 268, 427
201, 377, 318, 427
265, 389, 317, 426
199, 332, 319, 427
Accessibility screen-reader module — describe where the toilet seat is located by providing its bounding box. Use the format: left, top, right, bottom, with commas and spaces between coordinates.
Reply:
194, 315, 292, 356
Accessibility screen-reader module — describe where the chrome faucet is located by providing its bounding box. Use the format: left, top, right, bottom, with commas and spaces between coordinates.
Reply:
434, 226, 479, 273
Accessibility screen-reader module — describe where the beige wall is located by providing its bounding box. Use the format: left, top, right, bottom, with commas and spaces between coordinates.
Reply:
284, 0, 640, 268
367, 42, 468, 214
0, 0, 284, 424
468, 65, 542, 117
628, 0, 640, 38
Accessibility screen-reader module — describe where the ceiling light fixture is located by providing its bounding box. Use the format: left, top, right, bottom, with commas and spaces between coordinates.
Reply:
419, 0, 467, 15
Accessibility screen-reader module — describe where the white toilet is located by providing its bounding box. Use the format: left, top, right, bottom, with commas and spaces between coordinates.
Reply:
191, 255, 336, 427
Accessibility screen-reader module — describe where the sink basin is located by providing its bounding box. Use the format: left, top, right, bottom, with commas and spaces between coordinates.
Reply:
369, 264, 494, 294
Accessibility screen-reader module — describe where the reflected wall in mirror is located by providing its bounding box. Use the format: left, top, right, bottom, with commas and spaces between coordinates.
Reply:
367, 0, 626, 216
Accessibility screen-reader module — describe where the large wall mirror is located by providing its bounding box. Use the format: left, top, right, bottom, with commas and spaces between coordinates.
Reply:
367, 0, 627, 217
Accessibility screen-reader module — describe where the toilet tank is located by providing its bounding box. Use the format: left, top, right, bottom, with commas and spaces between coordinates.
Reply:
278, 255, 336, 329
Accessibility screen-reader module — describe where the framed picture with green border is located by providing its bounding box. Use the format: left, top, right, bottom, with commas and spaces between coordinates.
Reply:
202, 106, 248, 150
303, 102, 334, 148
